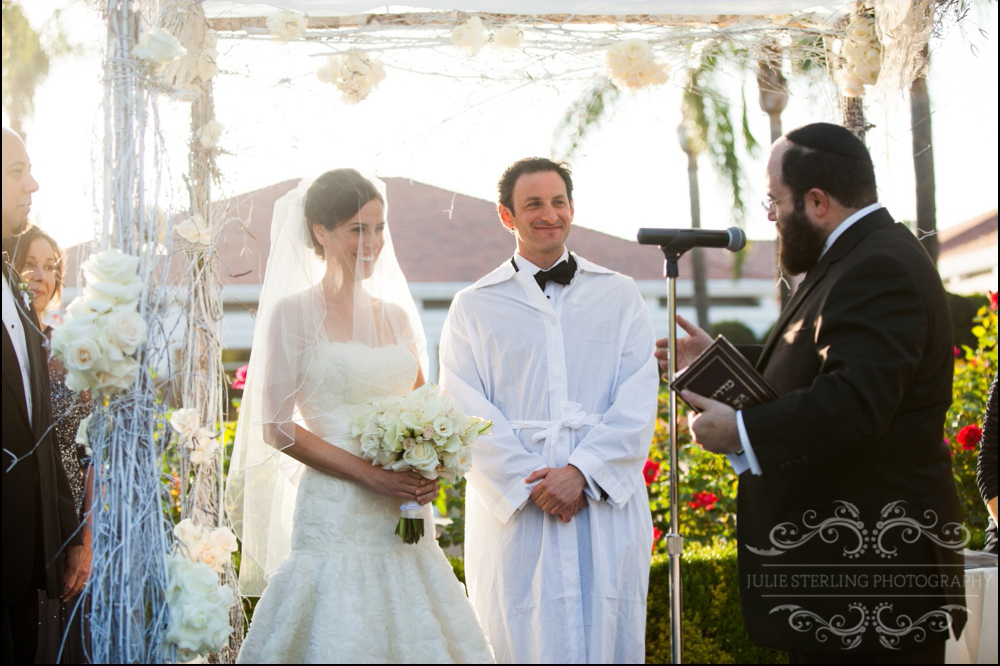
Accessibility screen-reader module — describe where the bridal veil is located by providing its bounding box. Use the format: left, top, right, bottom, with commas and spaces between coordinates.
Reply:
226, 171, 427, 595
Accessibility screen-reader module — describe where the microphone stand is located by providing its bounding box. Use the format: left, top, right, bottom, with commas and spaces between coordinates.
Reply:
656, 235, 698, 665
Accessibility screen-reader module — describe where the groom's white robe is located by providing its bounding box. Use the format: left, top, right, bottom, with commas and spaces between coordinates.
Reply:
440, 254, 658, 664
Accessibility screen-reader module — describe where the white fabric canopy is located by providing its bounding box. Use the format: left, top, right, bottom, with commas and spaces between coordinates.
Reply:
203, 1, 851, 19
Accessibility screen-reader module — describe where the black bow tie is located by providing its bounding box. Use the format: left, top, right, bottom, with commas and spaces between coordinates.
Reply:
534, 256, 576, 290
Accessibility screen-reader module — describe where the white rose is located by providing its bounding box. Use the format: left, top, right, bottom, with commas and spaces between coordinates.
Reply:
846, 16, 875, 43
842, 39, 867, 64
189, 441, 219, 467
432, 416, 455, 439
192, 542, 229, 573
319, 53, 386, 104
451, 16, 488, 55
65, 369, 96, 393
174, 518, 206, 554
103, 308, 147, 354
86, 279, 143, 308
93, 357, 140, 395
195, 120, 224, 150
266, 9, 308, 41
359, 432, 382, 460
75, 413, 93, 449
176, 214, 214, 245
607, 39, 668, 90
442, 447, 473, 476
132, 27, 187, 66
836, 69, 866, 98
170, 408, 202, 439
82, 249, 140, 286
196, 46, 218, 82
63, 337, 103, 373
493, 25, 524, 50
402, 441, 440, 476
209, 527, 238, 554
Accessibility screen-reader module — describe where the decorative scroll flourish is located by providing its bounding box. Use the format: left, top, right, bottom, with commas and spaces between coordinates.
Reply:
770, 603, 867, 650
773, 603, 965, 651
748, 500, 969, 558
747, 500, 866, 558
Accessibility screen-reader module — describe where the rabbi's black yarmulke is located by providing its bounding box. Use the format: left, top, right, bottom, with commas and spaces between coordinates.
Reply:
786, 123, 871, 161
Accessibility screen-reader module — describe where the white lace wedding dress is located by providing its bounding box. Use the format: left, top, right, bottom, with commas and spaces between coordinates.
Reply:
237, 342, 494, 664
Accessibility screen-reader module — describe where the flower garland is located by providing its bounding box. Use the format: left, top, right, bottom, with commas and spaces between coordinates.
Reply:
51, 250, 147, 397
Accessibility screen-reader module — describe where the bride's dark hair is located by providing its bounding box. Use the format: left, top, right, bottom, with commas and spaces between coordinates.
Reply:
304, 169, 384, 258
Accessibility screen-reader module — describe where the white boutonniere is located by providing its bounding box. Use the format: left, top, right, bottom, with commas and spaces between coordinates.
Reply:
17, 280, 32, 309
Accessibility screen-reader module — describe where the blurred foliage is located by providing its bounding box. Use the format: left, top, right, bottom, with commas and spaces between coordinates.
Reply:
945, 298, 996, 546
551, 77, 621, 160
2, 0, 80, 136
710, 320, 757, 345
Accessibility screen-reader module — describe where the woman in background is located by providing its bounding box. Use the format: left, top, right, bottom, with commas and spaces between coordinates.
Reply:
4, 226, 92, 663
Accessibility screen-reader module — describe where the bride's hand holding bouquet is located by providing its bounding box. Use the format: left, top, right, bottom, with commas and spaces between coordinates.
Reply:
351, 384, 492, 543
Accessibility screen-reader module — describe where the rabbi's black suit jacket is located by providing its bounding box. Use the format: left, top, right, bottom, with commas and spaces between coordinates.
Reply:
735, 207, 966, 654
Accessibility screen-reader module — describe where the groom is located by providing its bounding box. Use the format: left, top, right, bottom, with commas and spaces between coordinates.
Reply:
440, 158, 659, 663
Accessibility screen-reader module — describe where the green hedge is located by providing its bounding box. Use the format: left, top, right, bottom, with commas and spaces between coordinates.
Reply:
646, 540, 784, 664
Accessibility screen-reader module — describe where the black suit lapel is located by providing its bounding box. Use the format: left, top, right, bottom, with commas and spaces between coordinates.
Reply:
3, 261, 47, 436
757, 208, 896, 371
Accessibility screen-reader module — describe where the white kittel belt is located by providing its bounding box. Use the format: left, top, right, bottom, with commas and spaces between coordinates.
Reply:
509, 401, 601, 455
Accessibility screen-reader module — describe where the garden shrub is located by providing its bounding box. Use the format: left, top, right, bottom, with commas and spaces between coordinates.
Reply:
710, 320, 757, 345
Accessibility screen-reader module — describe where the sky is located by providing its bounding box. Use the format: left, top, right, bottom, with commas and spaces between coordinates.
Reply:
11, 0, 999, 251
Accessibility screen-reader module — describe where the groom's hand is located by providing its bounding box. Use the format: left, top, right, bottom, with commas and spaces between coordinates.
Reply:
526, 465, 586, 520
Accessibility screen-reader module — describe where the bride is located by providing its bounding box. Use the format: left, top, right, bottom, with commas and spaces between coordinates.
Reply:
227, 170, 493, 663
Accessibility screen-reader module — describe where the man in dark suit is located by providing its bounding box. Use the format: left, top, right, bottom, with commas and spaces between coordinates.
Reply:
3, 127, 86, 663
657, 123, 965, 662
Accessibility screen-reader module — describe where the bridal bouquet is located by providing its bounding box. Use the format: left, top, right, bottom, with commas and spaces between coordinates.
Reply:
351, 384, 492, 543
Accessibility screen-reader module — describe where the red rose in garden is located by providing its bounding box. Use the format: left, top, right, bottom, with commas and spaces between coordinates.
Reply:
652, 526, 663, 553
953, 346, 962, 359
688, 490, 718, 511
957, 424, 982, 450
990, 291, 997, 310
231, 364, 248, 390
643, 459, 660, 486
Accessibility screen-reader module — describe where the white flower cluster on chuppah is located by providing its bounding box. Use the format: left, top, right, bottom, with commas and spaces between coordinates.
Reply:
51, 249, 148, 396
170, 408, 222, 466
836, 12, 882, 98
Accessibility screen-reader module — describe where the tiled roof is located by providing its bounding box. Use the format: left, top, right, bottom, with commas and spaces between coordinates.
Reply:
938, 209, 998, 256
64, 177, 778, 287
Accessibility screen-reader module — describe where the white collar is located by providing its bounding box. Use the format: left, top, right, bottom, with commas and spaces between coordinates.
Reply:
821, 202, 884, 257
512, 249, 569, 275
473, 250, 614, 290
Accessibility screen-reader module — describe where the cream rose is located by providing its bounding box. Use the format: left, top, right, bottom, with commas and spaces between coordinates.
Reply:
493, 25, 524, 50
442, 447, 473, 476
165, 556, 233, 657
104, 308, 147, 354
82, 249, 141, 286
63, 337, 102, 373
402, 440, 439, 476
266, 9, 308, 41
607, 39, 668, 90
451, 16, 488, 55
196, 121, 224, 150
176, 214, 213, 245
170, 408, 201, 440
132, 27, 187, 66
93, 357, 140, 394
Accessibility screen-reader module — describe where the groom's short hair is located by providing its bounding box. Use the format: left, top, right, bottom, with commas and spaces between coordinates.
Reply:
497, 158, 573, 212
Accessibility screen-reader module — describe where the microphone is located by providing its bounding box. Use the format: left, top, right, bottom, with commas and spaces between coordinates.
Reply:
636, 227, 746, 252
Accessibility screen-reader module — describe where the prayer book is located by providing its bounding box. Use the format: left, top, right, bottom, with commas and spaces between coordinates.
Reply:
670, 335, 779, 412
